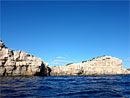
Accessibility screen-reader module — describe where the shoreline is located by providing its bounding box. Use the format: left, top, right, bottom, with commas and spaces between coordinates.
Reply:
0, 40, 130, 76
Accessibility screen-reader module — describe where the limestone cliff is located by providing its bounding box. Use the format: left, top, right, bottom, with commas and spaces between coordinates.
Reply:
0, 40, 47, 76
49, 56, 130, 76
0, 40, 129, 76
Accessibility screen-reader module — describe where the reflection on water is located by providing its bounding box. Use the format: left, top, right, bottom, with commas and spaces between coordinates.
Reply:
0, 75, 130, 98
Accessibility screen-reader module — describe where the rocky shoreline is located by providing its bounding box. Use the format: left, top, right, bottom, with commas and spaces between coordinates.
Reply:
49, 56, 130, 76
0, 40, 48, 76
0, 40, 130, 76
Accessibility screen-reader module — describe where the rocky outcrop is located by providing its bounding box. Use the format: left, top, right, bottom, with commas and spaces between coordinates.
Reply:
0, 40, 129, 76
0, 40, 47, 76
49, 56, 130, 76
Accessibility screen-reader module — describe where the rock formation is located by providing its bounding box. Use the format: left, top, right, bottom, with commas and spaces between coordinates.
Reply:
0, 40, 129, 76
0, 40, 47, 76
49, 56, 130, 76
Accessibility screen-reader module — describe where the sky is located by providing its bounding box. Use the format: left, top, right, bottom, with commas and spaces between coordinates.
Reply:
1, 0, 130, 68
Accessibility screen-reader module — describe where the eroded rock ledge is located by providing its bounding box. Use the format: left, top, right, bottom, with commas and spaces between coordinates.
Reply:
0, 40, 47, 76
49, 56, 130, 76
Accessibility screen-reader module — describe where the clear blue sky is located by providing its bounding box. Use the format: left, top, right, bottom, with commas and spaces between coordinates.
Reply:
1, 1, 130, 68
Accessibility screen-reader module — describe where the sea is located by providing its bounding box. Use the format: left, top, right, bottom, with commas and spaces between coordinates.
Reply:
0, 75, 130, 98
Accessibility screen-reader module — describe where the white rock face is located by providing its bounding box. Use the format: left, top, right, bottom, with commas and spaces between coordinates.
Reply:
0, 40, 129, 76
50, 56, 130, 76
0, 40, 47, 76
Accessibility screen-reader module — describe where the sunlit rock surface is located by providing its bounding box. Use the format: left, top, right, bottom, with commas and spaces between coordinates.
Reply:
49, 56, 130, 76
0, 40, 47, 76
0, 40, 129, 76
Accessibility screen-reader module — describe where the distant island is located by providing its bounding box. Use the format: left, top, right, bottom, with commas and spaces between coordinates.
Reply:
0, 40, 130, 76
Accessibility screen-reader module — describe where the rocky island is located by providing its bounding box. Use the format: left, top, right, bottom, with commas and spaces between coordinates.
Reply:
0, 40, 129, 76
49, 56, 130, 76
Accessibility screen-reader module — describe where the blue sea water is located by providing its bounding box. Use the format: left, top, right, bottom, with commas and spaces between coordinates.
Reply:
0, 75, 130, 98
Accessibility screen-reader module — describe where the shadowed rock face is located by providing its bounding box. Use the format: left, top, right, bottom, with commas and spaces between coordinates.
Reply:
0, 40, 47, 76
49, 56, 130, 76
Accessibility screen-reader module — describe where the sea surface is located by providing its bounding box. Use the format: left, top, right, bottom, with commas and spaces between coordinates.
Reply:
0, 75, 130, 98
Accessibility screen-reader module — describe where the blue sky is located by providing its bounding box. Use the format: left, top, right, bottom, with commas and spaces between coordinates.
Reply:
1, 1, 130, 68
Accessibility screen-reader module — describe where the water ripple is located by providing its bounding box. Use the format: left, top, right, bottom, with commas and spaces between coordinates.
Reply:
0, 75, 130, 98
